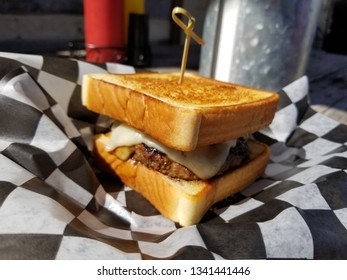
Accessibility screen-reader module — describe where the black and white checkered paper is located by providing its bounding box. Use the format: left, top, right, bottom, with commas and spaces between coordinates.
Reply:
0, 52, 346, 260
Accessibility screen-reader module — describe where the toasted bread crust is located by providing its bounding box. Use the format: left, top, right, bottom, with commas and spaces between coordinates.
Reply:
94, 133, 270, 226
82, 73, 279, 151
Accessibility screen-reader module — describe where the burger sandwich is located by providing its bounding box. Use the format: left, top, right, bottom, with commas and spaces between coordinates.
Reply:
82, 72, 279, 226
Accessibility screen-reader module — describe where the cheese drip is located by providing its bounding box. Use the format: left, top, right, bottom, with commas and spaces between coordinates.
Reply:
106, 123, 237, 180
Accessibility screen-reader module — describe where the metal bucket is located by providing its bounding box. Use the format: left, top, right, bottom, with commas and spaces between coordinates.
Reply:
199, 0, 323, 91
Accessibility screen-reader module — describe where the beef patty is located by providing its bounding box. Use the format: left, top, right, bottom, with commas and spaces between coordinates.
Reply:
130, 138, 249, 181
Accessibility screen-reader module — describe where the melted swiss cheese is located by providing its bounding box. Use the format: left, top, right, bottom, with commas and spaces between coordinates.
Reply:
106, 123, 236, 179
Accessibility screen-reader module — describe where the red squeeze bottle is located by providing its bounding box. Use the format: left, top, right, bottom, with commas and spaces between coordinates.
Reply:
83, 0, 125, 63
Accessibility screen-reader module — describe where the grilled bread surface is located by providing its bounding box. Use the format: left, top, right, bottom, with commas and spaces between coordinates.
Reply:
82, 72, 279, 151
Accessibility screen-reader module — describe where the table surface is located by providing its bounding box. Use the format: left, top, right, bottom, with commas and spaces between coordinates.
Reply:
306, 50, 347, 125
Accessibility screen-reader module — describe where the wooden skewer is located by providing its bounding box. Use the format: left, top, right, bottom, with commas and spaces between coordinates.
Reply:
172, 7, 205, 84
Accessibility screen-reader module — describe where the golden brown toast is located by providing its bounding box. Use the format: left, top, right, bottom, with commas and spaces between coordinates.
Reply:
82, 72, 279, 151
